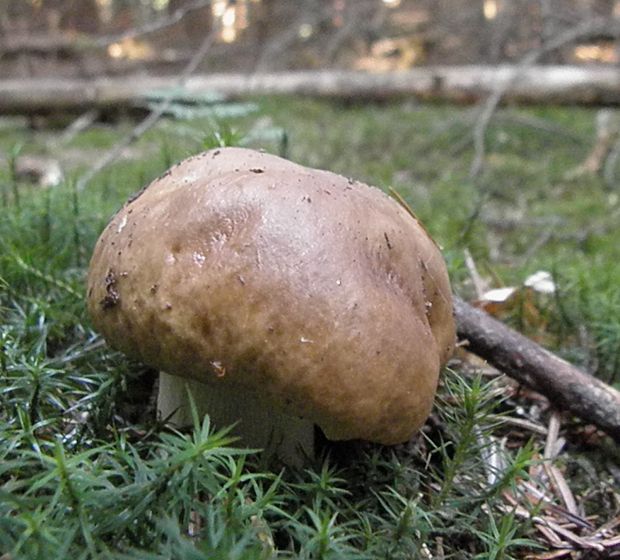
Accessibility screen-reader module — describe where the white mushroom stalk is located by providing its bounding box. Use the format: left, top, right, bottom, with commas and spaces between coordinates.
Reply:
158, 372, 315, 466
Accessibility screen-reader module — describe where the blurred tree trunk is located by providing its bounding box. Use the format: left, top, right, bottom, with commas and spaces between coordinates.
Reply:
590, 0, 615, 17
484, 0, 539, 63
433, 0, 489, 63
251, 0, 317, 70
539, 0, 563, 63
168, 0, 212, 45
40, 0, 63, 33
251, 0, 275, 66
60, 0, 100, 34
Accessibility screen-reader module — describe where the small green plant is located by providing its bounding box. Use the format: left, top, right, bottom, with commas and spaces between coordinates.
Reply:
432, 372, 507, 508
474, 511, 541, 560
203, 124, 246, 149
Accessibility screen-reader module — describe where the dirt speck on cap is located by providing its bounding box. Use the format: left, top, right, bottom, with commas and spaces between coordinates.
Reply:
100, 269, 120, 310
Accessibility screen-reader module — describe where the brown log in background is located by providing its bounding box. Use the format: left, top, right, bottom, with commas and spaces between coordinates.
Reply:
4, 65, 620, 114
453, 296, 620, 442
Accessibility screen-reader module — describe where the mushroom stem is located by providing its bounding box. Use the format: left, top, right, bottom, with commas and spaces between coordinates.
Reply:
157, 371, 315, 466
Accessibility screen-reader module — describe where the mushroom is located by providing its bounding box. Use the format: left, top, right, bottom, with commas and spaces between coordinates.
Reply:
87, 147, 455, 465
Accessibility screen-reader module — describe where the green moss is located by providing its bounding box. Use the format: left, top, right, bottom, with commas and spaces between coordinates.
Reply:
1, 99, 618, 558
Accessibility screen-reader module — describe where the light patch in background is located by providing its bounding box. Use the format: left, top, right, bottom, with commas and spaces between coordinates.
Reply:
574, 43, 618, 64
299, 23, 314, 40
483, 0, 498, 20
212, 0, 251, 43
96, 0, 113, 23
107, 38, 154, 60
221, 6, 237, 43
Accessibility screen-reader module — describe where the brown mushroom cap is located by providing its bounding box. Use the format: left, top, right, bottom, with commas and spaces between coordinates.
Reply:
87, 147, 455, 444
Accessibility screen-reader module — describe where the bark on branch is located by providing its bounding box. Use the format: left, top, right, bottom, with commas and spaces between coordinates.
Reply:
453, 296, 620, 442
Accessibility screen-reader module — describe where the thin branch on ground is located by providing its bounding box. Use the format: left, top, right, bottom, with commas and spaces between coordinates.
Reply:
603, 127, 620, 187
59, 110, 100, 146
454, 296, 620, 442
495, 112, 585, 144
463, 248, 488, 298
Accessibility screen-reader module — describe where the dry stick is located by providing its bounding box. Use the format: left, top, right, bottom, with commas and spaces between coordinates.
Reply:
463, 248, 487, 298
59, 110, 99, 145
469, 17, 620, 178
603, 129, 620, 187
76, 28, 217, 192
453, 296, 620, 442
494, 112, 584, 145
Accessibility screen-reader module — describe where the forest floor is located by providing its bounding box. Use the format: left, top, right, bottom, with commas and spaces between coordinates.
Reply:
1, 97, 619, 559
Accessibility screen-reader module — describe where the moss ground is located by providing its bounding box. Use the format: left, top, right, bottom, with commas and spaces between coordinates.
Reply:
0, 98, 618, 559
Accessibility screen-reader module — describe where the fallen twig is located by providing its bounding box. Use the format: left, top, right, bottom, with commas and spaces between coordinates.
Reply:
453, 296, 620, 442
